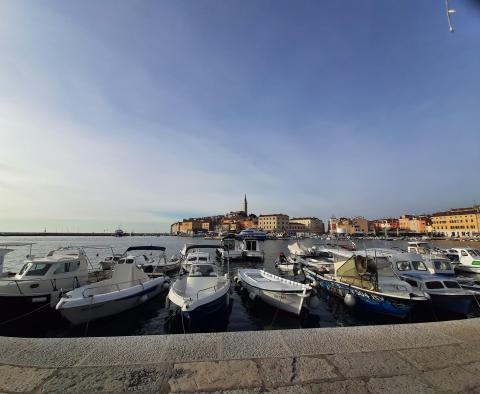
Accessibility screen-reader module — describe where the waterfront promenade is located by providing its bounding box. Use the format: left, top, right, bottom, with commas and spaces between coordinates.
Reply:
1, 318, 479, 393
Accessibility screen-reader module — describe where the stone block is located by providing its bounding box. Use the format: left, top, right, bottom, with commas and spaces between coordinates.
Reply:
399, 344, 480, 370
39, 364, 172, 393
367, 374, 435, 394
0, 337, 36, 363
257, 356, 337, 388
421, 366, 480, 392
161, 332, 222, 362
78, 335, 171, 366
221, 330, 292, 359
168, 360, 262, 392
327, 350, 418, 378
293, 356, 338, 383
306, 379, 369, 394
0, 364, 55, 393
3, 338, 96, 367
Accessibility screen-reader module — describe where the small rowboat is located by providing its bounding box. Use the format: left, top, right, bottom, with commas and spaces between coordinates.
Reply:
236, 269, 311, 315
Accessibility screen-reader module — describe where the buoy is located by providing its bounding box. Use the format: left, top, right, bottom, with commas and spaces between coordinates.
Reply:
249, 292, 258, 301
344, 293, 356, 307
308, 294, 320, 308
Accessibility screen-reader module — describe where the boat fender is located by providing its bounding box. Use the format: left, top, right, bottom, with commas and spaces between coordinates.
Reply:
162, 281, 170, 290
312, 281, 319, 288
140, 294, 148, 303
233, 276, 238, 283
226, 293, 230, 306
308, 294, 320, 308
165, 298, 170, 309
344, 293, 356, 307
249, 292, 258, 301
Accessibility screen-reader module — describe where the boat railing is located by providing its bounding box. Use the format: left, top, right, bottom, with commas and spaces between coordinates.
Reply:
260, 270, 311, 289
81, 278, 147, 298
196, 284, 218, 299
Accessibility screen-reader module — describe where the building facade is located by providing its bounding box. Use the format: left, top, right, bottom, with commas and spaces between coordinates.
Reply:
431, 206, 480, 237
258, 214, 289, 232
329, 216, 368, 235
290, 217, 325, 234
398, 215, 428, 234
287, 222, 307, 234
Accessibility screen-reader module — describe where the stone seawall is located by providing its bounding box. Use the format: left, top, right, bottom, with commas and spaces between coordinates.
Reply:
0, 319, 479, 393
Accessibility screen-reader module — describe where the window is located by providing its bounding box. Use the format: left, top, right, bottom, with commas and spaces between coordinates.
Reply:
25, 263, 51, 276
397, 261, 412, 271
461, 250, 468, 257
433, 260, 452, 271
412, 261, 427, 271
444, 281, 461, 289
53, 261, 80, 274
425, 281, 444, 289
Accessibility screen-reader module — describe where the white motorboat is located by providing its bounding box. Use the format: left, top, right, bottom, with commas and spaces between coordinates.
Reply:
167, 244, 230, 321
444, 248, 480, 273
119, 246, 180, 275
217, 236, 264, 261
236, 269, 311, 315
56, 262, 169, 324
0, 247, 90, 323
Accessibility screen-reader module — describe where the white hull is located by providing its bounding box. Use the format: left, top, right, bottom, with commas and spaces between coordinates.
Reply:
456, 264, 480, 273
57, 278, 168, 325
241, 281, 307, 315
237, 269, 310, 315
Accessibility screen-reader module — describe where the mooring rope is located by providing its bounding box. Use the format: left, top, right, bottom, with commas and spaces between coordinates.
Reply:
0, 302, 51, 327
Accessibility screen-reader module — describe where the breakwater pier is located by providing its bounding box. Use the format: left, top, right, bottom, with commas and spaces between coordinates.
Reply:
1, 318, 479, 393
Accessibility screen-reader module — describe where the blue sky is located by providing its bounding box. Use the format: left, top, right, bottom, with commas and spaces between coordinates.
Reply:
0, 1, 479, 232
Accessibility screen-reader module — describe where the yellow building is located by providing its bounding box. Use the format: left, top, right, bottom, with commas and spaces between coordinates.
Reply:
290, 217, 325, 234
258, 214, 289, 232
179, 220, 203, 234
431, 206, 480, 237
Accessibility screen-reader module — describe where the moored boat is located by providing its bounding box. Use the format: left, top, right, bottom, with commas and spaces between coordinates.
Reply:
167, 244, 231, 322
236, 269, 311, 315
56, 263, 170, 324
304, 250, 429, 319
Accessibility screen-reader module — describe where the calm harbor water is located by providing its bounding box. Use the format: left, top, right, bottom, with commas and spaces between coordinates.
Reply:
1, 236, 480, 338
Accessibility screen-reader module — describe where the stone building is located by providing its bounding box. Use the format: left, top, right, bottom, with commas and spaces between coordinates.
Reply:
431, 206, 480, 237
258, 214, 289, 232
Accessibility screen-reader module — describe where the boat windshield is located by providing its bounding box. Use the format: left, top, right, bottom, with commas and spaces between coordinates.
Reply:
433, 260, 452, 271
375, 257, 396, 277
25, 263, 51, 276
189, 264, 216, 277
396, 261, 427, 271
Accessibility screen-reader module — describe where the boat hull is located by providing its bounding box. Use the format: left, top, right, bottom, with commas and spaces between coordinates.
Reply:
304, 268, 415, 319
0, 293, 56, 324
455, 265, 480, 274
240, 280, 307, 315
179, 292, 229, 320
428, 293, 473, 315
58, 283, 164, 325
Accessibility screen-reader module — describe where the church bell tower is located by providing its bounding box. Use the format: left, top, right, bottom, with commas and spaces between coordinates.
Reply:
244, 194, 248, 216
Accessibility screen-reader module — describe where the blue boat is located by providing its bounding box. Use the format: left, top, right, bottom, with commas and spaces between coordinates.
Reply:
392, 255, 475, 316
302, 250, 429, 319
238, 228, 267, 241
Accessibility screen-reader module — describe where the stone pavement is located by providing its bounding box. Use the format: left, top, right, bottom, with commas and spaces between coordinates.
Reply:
0, 318, 479, 393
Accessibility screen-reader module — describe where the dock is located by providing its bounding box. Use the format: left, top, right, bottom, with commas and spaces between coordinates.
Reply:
0, 318, 479, 393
